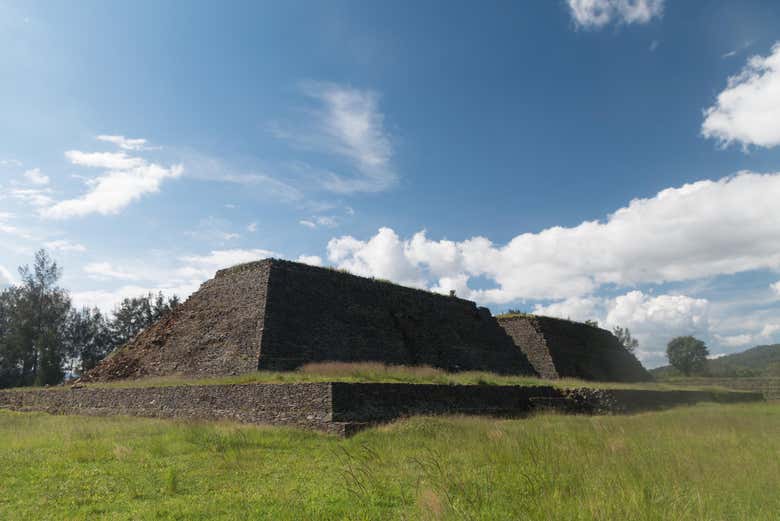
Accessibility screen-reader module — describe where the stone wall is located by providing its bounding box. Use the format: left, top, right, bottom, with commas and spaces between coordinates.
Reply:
0, 382, 762, 436
497, 315, 652, 382
0, 383, 340, 433
659, 377, 780, 400
258, 260, 536, 374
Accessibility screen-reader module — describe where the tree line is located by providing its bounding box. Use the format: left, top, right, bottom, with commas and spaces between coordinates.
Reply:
0, 250, 179, 388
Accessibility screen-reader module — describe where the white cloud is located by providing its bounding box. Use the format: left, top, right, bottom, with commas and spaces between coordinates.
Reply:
299, 215, 339, 229
533, 296, 604, 322
71, 282, 198, 313
10, 188, 53, 207
84, 262, 140, 280
0, 159, 22, 167
0, 265, 16, 285
247, 222, 257, 232
649, 40, 660, 52
315, 216, 338, 227
771, 281, 780, 297
272, 82, 397, 193
760, 324, 780, 337
23, 168, 49, 185
42, 140, 182, 219
96, 135, 149, 151
180, 151, 304, 203
327, 227, 428, 288
567, 0, 663, 29
533, 291, 710, 365
177, 248, 278, 280
0, 212, 34, 241
327, 172, 780, 304
605, 291, 710, 335
296, 255, 323, 266
64, 150, 145, 170
716, 333, 754, 348
184, 217, 240, 243
715, 322, 780, 350
702, 43, 780, 149
45, 240, 86, 252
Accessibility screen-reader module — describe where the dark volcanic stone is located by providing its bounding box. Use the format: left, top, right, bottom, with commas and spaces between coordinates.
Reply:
86, 259, 536, 381
498, 315, 652, 382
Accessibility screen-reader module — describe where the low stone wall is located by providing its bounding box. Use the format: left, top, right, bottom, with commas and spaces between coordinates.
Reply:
659, 377, 780, 401
0, 383, 763, 436
330, 383, 562, 422
0, 383, 341, 434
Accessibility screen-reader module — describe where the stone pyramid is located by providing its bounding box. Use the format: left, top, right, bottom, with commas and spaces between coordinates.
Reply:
87, 259, 538, 380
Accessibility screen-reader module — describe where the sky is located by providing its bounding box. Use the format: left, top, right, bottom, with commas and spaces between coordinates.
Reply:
2, 0, 780, 367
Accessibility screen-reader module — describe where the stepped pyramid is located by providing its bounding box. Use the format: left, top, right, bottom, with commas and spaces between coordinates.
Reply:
87, 259, 538, 380
498, 315, 652, 382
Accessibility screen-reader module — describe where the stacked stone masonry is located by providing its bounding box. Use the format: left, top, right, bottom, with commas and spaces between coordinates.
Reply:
497, 315, 652, 382
0, 383, 762, 436
663, 377, 780, 400
87, 259, 537, 380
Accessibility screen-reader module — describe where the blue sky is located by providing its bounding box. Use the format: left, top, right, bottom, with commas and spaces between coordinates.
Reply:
2, 0, 780, 366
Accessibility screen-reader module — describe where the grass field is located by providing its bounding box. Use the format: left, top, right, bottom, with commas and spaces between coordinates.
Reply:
61, 362, 738, 393
1, 402, 778, 520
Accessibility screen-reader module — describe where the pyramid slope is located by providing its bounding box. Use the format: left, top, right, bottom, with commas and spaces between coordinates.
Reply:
86, 261, 272, 380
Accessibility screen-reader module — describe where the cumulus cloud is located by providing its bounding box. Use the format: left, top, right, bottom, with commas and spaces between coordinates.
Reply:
567, 0, 663, 29
772, 281, 780, 297
715, 322, 780, 350
327, 172, 780, 304
328, 227, 428, 288
533, 296, 604, 323
702, 43, 780, 149
271, 82, 397, 193
23, 168, 49, 185
532, 291, 710, 365
296, 255, 323, 266
45, 240, 86, 252
42, 138, 182, 219
246, 222, 257, 232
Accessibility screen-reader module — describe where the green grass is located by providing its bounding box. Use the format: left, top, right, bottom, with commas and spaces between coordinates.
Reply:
60, 362, 737, 393
1, 402, 778, 520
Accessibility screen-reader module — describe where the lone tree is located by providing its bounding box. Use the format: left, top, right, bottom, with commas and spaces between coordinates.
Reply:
666, 336, 709, 376
612, 326, 639, 353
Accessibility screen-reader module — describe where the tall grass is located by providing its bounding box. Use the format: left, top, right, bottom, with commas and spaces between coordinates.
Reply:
1, 402, 778, 520
67, 362, 739, 392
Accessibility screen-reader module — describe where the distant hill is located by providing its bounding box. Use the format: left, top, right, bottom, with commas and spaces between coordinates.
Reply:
651, 344, 780, 378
